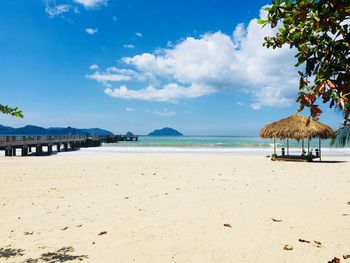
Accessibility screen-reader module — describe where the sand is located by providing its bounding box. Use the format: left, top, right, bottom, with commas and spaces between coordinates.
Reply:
0, 154, 349, 262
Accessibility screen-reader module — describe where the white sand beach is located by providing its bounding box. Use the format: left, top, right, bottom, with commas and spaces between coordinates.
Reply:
1, 154, 350, 262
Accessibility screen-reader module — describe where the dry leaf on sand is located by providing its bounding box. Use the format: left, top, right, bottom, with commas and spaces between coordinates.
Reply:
327, 257, 340, 263
271, 218, 282, 222
283, 245, 293, 251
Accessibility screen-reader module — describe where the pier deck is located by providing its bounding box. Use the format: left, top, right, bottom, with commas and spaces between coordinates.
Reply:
0, 134, 138, 157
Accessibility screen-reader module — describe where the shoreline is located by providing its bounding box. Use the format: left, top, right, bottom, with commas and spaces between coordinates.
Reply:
1, 145, 349, 158
54, 145, 350, 157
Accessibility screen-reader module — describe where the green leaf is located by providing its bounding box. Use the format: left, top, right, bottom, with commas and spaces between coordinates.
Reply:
0, 104, 23, 118
257, 19, 266, 25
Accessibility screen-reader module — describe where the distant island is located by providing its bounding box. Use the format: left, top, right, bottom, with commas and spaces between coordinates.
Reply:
148, 127, 183, 136
0, 125, 113, 136
126, 131, 135, 136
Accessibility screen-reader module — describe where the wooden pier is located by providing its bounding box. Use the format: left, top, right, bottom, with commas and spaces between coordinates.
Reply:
105, 134, 139, 142
0, 134, 138, 157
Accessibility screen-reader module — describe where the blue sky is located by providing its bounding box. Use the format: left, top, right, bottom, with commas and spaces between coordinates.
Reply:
0, 0, 344, 135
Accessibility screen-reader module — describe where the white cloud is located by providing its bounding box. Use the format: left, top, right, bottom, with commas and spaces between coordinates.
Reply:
123, 44, 135, 49
89, 6, 299, 109
73, 0, 107, 9
105, 83, 215, 102
250, 103, 261, 110
90, 64, 99, 70
87, 73, 132, 83
86, 67, 145, 86
126, 107, 136, 112
135, 32, 143, 38
45, 0, 70, 17
85, 28, 98, 35
45, 0, 107, 17
232, 23, 246, 48
153, 108, 176, 117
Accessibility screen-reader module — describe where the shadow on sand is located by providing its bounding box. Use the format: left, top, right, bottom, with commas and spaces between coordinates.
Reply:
0, 247, 88, 263
0, 248, 25, 259
23, 247, 88, 263
316, 160, 347, 164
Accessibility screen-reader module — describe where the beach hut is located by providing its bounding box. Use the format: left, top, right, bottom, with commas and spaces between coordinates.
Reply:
260, 114, 334, 161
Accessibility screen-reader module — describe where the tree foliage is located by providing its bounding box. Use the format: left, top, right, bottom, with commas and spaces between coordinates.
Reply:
259, 0, 350, 145
0, 104, 23, 118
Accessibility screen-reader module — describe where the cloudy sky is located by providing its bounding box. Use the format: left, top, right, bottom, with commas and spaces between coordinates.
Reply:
0, 0, 343, 135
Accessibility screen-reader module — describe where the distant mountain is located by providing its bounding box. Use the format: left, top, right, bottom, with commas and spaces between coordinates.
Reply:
126, 131, 134, 136
47, 127, 113, 136
80, 128, 113, 136
17, 125, 47, 134
0, 125, 113, 136
148, 127, 183, 136
0, 124, 15, 133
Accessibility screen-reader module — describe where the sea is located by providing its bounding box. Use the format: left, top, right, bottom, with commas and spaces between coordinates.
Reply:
66, 136, 350, 156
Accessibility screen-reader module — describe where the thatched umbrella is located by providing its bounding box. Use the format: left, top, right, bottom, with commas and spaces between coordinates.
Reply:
260, 114, 334, 160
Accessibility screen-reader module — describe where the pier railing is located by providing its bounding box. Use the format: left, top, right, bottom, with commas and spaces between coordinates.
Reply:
0, 135, 86, 147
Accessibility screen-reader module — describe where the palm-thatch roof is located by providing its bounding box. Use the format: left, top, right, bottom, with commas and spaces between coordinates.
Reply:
260, 114, 334, 140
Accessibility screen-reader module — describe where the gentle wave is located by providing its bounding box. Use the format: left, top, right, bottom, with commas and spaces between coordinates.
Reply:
54, 136, 350, 156
102, 136, 339, 149
58, 146, 350, 156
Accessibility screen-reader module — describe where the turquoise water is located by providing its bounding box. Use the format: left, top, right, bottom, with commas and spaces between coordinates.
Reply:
104, 136, 334, 149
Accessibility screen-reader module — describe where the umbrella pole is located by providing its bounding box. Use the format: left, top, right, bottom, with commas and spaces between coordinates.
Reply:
307, 137, 310, 155
273, 138, 276, 155
319, 138, 321, 162
287, 139, 289, 156
302, 139, 304, 155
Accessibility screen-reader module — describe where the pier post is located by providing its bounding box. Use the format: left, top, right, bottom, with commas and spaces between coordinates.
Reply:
5, 146, 12, 157
21, 146, 28, 156
36, 145, 42, 156
48, 144, 52, 154
57, 143, 61, 152
63, 143, 68, 151
12, 148, 17, 156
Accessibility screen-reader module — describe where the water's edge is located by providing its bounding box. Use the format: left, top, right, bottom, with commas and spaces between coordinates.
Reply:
75, 136, 350, 156
59, 146, 350, 157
